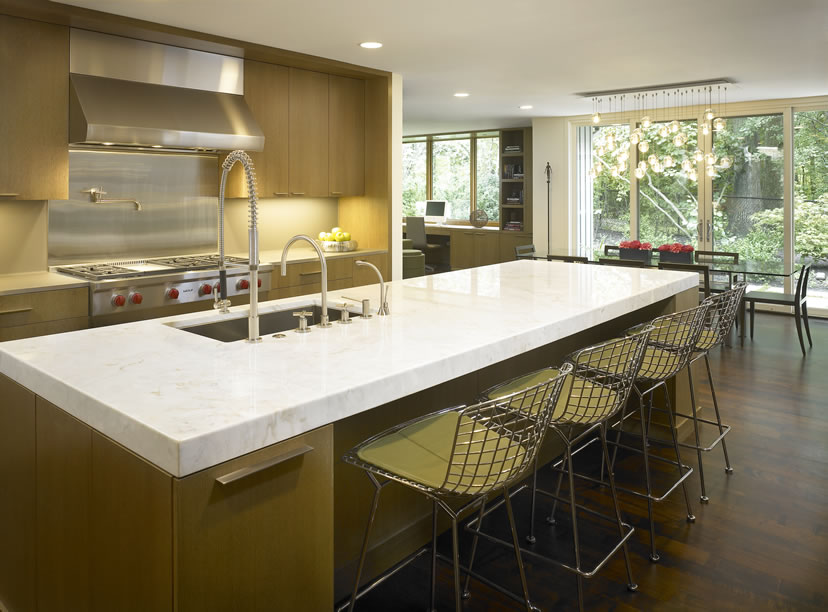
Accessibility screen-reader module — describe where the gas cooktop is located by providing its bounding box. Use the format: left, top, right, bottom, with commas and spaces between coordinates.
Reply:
56, 255, 250, 281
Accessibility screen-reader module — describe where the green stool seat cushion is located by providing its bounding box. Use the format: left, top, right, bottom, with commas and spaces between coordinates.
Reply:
627, 321, 718, 351
356, 411, 527, 493
402, 248, 424, 257
402, 238, 414, 250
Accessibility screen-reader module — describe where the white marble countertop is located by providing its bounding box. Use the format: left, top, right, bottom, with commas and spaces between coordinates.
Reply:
0, 261, 696, 477
0, 271, 90, 297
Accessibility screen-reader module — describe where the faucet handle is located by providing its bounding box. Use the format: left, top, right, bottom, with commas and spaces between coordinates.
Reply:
338, 303, 352, 324
292, 310, 313, 333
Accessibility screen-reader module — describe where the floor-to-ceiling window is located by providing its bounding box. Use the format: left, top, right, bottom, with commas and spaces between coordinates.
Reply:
402, 139, 427, 216
475, 135, 500, 223
794, 109, 828, 310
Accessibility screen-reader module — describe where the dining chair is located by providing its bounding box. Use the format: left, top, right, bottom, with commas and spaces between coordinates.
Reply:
547, 254, 589, 264
604, 245, 620, 256
599, 258, 647, 268
695, 250, 739, 291
342, 370, 571, 611
658, 262, 711, 299
744, 263, 813, 356
515, 244, 536, 260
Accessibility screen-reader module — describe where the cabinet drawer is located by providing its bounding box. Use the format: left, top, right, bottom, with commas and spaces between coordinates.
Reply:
0, 288, 88, 329
174, 425, 333, 612
272, 278, 352, 300
273, 257, 352, 288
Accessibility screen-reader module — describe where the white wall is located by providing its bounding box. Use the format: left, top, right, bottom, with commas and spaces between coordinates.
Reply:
390, 73, 404, 280
531, 117, 571, 255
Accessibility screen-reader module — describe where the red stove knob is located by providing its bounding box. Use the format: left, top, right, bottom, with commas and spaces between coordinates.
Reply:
237, 279, 250, 290
257, 278, 262, 288
111, 294, 126, 307
166, 288, 180, 300
129, 292, 143, 305
199, 283, 214, 296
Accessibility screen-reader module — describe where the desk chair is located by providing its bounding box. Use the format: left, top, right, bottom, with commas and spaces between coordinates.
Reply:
515, 244, 536, 260
599, 258, 647, 268
406, 216, 442, 272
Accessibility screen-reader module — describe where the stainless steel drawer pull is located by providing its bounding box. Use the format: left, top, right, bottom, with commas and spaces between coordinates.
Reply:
274, 192, 289, 196
330, 191, 343, 195
0, 307, 33, 316
0, 193, 20, 198
290, 192, 305, 196
299, 270, 322, 276
216, 444, 314, 485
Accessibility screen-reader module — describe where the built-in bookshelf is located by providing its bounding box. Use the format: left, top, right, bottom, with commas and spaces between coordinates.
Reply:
499, 128, 532, 232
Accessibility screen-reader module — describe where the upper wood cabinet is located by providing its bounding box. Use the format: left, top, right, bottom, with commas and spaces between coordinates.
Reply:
289, 68, 329, 197
329, 76, 365, 197
0, 15, 68, 201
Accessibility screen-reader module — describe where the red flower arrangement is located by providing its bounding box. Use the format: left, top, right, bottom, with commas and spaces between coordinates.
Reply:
657, 242, 695, 253
619, 240, 652, 250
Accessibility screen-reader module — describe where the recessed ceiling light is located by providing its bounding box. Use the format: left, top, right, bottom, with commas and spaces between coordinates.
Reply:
151, 145, 163, 148
359, 42, 383, 49
519, 105, 533, 110
454, 92, 470, 98
102, 142, 113, 146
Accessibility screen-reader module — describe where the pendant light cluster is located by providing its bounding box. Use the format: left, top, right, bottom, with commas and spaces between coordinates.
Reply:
590, 85, 731, 183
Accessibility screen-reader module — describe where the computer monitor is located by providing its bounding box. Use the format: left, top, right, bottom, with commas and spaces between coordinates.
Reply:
424, 200, 446, 224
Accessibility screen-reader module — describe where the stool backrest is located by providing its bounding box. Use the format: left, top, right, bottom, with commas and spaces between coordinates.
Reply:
406, 216, 428, 250
635, 303, 711, 381
441, 364, 571, 496
559, 328, 652, 424
701, 282, 746, 350
515, 244, 536, 260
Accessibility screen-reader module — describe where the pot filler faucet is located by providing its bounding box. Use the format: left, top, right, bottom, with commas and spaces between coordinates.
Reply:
280, 236, 332, 328
218, 150, 260, 343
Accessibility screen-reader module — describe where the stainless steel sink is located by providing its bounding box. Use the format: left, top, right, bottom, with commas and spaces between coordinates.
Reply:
172, 304, 343, 342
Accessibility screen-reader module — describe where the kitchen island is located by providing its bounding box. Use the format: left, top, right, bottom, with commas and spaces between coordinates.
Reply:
0, 261, 697, 611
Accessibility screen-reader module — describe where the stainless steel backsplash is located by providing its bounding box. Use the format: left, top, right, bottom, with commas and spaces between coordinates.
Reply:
49, 149, 218, 264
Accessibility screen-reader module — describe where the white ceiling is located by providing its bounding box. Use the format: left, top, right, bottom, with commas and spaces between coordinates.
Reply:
59, 0, 828, 135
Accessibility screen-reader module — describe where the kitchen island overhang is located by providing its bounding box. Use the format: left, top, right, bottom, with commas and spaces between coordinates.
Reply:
0, 260, 699, 478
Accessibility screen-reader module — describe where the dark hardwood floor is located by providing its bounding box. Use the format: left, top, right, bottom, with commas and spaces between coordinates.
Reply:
342, 312, 827, 611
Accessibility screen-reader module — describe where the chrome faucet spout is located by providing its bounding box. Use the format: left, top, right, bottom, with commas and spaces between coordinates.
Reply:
280, 235, 331, 327
219, 150, 260, 343
355, 260, 389, 315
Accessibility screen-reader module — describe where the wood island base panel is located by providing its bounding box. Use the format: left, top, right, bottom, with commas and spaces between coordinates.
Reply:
0, 261, 698, 610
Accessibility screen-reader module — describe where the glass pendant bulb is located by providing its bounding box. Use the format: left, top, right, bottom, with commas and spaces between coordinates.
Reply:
653, 161, 664, 173
638, 161, 647, 170
647, 154, 658, 166
634, 167, 646, 179
701, 122, 711, 136
713, 117, 727, 131
693, 149, 704, 162
638, 140, 650, 153
641, 115, 652, 128
617, 151, 629, 163
592, 112, 601, 124
630, 132, 640, 145
617, 161, 627, 172
681, 158, 693, 172
706, 165, 717, 178
719, 155, 733, 169
611, 166, 619, 178
704, 108, 714, 121
663, 155, 674, 167
704, 152, 717, 166
620, 139, 631, 151
658, 124, 670, 138
688, 168, 698, 181
670, 120, 680, 133
593, 163, 602, 176
606, 134, 615, 149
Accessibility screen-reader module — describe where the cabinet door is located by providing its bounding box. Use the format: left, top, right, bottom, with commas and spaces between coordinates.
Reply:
449, 230, 476, 270
289, 68, 329, 197
0, 15, 68, 200
352, 253, 388, 287
498, 233, 533, 263
174, 425, 333, 612
474, 232, 501, 267
0, 375, 36, 612
329, 76, 365, 196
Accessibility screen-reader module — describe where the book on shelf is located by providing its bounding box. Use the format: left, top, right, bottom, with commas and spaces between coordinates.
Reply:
503, 221, 523, 231
502, 163, 524, 180
504, 145, 522, 153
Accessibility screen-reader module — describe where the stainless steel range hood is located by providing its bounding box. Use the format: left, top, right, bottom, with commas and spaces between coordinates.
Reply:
68, 29, 264, 151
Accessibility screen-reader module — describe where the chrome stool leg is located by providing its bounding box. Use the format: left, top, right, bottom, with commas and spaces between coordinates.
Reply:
430, 501, 438, 611
348, 474, 383, 612
687, 366, 709, 503
636, 387, 660, 562
662, 383, 695, 523
462, 500, 486, 599
450, 515, 462, 611
503, 489, 537, 612
547, 424, 571, 525
526, 455, 539, 543
704, 353, 733, 474
599, 423, 637, 592
565, 444, 585, 612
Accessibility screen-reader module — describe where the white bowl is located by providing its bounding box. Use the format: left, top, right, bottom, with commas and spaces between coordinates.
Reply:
317, 239, 358, 252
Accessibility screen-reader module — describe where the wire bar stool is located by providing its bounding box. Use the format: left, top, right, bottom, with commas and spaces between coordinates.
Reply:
637, 284, 746, 503
464, 330, 652, 612
341, 367, 571, 611
604, 303, 710, 562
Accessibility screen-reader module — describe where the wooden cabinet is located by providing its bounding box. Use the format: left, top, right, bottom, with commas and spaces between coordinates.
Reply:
174, 425, 333, 612
449, 230, 500, 270
329, 76, 365, 196
499, 233, 534, 263
289, 68, 329, 197
352, 253, 388, 287
0, 15, 68, 201
0, 375, 36, 612
0, 287, 89, 342
272, 256, 353, 290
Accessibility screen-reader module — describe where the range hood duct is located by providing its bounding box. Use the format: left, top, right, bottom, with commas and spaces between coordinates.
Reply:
69, 74, 264, 151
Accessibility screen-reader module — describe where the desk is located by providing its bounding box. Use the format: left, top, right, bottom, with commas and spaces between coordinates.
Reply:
402, 223, 531, 269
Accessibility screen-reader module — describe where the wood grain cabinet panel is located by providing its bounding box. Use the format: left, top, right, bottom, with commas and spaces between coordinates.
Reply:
273, 257, 352, 289
0, 15, 68, 201
352, 253, 388, 287
449, 230, 476, 270
474, 232, 501, 267
498, 233, 533, 263
0, 375, 36, 612
174, 425, 334, 612
0, 287, 88, 329
223, 61, 290, 199
329, 75, 365, 196
289, 68, 329, 197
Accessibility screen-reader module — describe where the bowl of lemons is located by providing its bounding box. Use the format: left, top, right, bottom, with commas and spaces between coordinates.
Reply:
316, 227, 357, 252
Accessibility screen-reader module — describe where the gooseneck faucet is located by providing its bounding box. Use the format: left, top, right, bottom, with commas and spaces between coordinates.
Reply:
355, 260, 389, 315
219, 150, 260, 343
280, 236, 331, 327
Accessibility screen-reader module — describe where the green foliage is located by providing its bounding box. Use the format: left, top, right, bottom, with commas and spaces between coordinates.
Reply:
402, 142, 426, 216
476, 137, 500, 222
